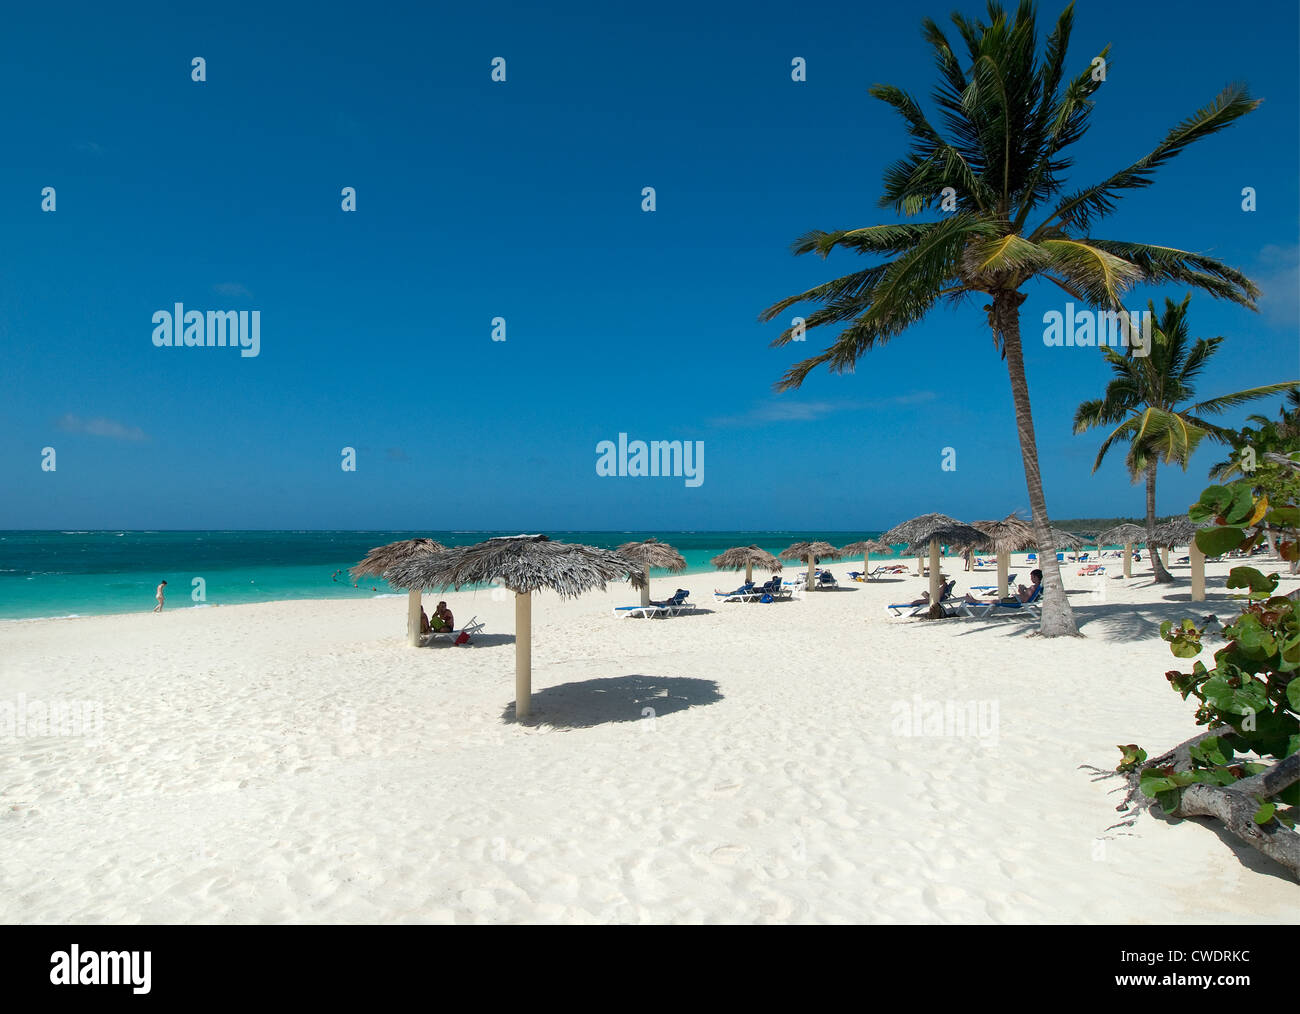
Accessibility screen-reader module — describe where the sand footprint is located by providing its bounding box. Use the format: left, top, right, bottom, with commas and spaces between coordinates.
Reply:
709, 844, 746, 865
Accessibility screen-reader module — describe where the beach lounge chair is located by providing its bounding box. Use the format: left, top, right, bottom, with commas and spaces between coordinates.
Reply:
815, 570, 838, 589
887, 580, 956, 617
969, 582, 1044, 620
714, 581, 758, 603
969, 572, 1017, 594
428, 615, 485, 642
654, 589, 699, 615
614, 603, 668, 618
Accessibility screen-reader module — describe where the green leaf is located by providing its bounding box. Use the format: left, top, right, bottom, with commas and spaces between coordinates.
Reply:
1196, 527, 1246, 557
1253, 801, 1276, 824
1156, 788, 1182, 814
1225, 567, 1277, 594
1287, 680, 1300, 712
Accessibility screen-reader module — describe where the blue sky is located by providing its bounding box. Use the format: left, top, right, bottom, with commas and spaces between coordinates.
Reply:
1, 0, 1296, 530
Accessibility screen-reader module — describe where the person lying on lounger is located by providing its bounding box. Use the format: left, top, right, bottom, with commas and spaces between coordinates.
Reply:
962, 569, 1041, 605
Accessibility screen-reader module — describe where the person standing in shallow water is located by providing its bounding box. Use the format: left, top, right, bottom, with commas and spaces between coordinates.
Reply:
153, 580, 167, 613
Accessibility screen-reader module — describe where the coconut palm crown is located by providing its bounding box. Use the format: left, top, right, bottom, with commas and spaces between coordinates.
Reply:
1073, 294, 1296, 582
760, 0, 1261, 635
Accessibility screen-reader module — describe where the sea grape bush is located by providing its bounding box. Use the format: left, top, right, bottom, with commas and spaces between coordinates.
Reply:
1120, 462, 1300, 832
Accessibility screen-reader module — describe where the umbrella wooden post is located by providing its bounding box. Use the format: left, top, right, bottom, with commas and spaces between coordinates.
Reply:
863, 552, 869, 578
997, 550, 1009, 594
916, 555, 924, 576
928, 538, 941, 607
406, 588, 422, 647
745, 562, 753, 584
1191, 541, 1206, 601
640, 565, 651, 607
1123, 544, 1132, 579
806, 559, 816, 589
1160, 546, 1169, 569
515, 591, 532, 719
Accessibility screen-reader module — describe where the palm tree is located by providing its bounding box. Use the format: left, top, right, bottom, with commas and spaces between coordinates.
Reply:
1208, 386, 1300, 480
759, 0, 1260, 635
1073, 295, 1296, 582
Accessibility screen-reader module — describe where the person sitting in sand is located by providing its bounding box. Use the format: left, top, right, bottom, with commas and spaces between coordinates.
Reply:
430, 601, 454, 633
963, 569, 1042, 605
153, 580, 167, 613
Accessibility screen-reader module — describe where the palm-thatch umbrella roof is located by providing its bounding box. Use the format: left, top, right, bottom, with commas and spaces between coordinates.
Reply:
967, 516, 1035, 554
350, 537, 447, 580
839, 539, 891, 556
778, 540, 843, 563
386, 534, 643, 597
710, 545, 782, 584
1150, 517, 1205, 548
616, 537, 687, 571
1097, 523, 1149, 547
618, 538, 687, 606
386, 534, 643, 719
878, 513, 984, 550
1043, 528, 1088, 552
350, 537, 448, 646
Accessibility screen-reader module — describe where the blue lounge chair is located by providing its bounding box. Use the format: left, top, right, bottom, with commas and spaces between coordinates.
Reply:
887, 580, 956, 617
714, 581, 758, 603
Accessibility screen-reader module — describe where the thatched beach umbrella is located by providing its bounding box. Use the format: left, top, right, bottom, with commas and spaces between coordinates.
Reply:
779, 541, 843, 589
969, 515, 1035, 595
385, 534, 642, 719
710, 545, 782, 585
1098, 523, 1148, 579
618, 538, 687, 607
840, 538, 891, 578
1044, 528, 1088, 561
880, 513, 984, 608
351, 537, 447, 646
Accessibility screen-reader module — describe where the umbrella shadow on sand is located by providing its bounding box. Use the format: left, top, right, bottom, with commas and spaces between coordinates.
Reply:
501, 674, 722, 728
419, 633, 516, 648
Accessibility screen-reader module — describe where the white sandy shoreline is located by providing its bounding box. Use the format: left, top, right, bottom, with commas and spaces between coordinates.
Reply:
1, 552, 1297, 924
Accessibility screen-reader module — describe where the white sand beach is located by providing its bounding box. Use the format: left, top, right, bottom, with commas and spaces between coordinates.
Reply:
2, 553, 1297, 924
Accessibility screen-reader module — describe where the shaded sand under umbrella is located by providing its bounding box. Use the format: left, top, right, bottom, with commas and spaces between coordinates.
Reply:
710, 545, 782, 585
880, 513, 985, 609
967, 515, 1035, 594
779, 541, 844, 590
617, 538, 687, 607
1152, 517, 1211, 600
350, 537, 447, 646
840, 539, 891, 579
384, 534, 643, 719
1098, 523, 1149, 579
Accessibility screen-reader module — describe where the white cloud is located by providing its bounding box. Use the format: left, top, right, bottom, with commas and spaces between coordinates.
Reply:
710, 391, 936, 427
56, 414, 148, 441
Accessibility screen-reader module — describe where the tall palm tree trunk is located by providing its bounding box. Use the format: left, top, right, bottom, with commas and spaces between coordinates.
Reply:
994, 290, 1079, 637
1145, 461, 1173, 583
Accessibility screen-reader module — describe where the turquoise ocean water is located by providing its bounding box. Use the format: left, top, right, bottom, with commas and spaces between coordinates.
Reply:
0, 531, 905, 620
